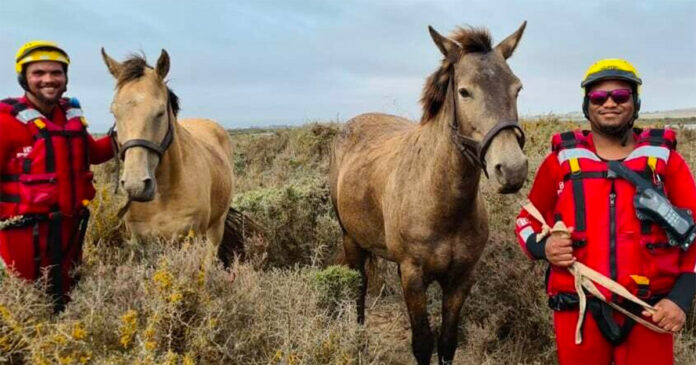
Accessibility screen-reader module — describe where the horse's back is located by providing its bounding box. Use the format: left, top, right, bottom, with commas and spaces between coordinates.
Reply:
180, 118, 232, 158
333, 113, 413, 157
330, 113, 416, 257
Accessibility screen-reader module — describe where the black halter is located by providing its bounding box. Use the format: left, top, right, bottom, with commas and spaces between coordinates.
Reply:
108, 105, 174, 161
106, 98, 175, 194
447, 69, 525, 178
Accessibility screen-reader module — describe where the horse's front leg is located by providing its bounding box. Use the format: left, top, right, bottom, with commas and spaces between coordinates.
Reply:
437, 274, 473, 365
400, 261, 434, 365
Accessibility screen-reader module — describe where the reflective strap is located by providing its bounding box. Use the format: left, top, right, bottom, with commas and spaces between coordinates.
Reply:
558, 148, 602, 164
519, 226, 534, 243
647, 156, 657, 172
65, 107, 83, 120
16, 108, 43, 123
625, 146, 670, 164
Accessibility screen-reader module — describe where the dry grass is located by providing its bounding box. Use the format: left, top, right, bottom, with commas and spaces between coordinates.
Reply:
0, 117, 694, 364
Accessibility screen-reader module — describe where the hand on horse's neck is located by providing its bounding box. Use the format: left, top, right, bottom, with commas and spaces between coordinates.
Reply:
592, 129, 636, 161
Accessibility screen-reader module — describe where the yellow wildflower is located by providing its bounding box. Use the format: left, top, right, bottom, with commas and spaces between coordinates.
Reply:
72, 322, 87, 340
119, 310, 138, 348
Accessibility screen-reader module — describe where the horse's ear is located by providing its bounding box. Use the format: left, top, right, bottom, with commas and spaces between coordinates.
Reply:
156, 49, 170, 79
428, 26, 461, 60
494, 21, 527, 59
101, 48, 122, 78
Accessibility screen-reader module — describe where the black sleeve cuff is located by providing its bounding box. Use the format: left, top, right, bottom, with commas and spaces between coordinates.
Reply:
525, 233, 548, 260
666, 272, 696, 313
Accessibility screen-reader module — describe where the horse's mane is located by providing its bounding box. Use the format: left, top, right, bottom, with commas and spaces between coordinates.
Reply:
420, 27, 492, 124
116, 54, 180, 116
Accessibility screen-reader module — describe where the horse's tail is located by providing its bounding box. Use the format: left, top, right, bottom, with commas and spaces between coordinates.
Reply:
218, 206, 261, 268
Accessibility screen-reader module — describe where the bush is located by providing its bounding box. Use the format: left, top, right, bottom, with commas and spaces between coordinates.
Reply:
312, 265, 361, 315
232, 177, 341, 268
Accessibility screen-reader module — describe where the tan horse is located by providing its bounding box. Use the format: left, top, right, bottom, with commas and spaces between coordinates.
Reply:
101, 49, 240, 262
329, 23, 528, 364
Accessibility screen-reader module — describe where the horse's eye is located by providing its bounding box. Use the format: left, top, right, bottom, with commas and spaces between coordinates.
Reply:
155, 111, 165, 119
458, 88, 471, 98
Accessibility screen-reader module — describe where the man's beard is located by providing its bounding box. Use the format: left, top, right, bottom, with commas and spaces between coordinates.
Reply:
591, 118, 634, 145
30, 84, 66, 106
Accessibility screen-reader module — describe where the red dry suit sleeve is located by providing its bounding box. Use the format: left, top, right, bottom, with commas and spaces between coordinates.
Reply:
663, 151, 696, 312
88, 134, 114, 165
0, 118, 11, 178
515, 152, 562, 260
0, 115, 30, 177
664, 151, 696, 274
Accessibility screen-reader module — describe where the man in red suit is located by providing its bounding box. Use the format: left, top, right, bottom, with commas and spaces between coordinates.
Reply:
515, 58, 696, 365
0, 41, 114, 311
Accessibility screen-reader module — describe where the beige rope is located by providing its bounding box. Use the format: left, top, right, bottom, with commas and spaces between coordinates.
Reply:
521, 201, 669, 344
0, 215, 24, 230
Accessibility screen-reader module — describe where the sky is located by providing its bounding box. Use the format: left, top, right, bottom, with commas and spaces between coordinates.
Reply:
1, 0, 695, 131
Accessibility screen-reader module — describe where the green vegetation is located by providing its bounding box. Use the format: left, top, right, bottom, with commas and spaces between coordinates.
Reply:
0, 118, 694, 364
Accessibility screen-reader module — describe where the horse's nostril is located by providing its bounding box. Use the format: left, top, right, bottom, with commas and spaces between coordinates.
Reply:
143, 177, 153, 191
494, 163, 504, 177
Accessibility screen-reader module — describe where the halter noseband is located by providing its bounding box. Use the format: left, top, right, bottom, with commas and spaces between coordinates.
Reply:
448, 69, 525, 178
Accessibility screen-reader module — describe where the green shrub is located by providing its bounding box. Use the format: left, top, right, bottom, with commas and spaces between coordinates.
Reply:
232, 177, 341, 268
312, 265, 361, 315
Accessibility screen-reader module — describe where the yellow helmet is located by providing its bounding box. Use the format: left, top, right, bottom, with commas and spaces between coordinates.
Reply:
581, 58, 641, 92
581, 58, 642, 122
15, 40, 70, 74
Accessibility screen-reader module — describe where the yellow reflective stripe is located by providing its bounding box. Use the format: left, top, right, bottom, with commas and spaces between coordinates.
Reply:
33, 119, 46, 129
647, 156, 657, 172
630, 275, 650, 286
569, 158, 580, 173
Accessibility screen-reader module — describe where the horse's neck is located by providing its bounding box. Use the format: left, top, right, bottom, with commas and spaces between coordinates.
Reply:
154, 117, 186, 194
411, 102, 481, 211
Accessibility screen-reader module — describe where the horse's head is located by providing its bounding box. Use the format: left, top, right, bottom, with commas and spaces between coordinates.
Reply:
102, 49, 177, 202
424, 22, 528, 193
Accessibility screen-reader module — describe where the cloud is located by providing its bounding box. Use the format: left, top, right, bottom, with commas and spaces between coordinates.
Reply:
1, 0, 694, 130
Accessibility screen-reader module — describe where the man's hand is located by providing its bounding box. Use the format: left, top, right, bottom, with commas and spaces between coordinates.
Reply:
545, 230, 575, 267
642, 299, 686, 332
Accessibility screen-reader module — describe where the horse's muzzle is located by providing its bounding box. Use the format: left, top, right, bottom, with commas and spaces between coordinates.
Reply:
122, 176, 156, 202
